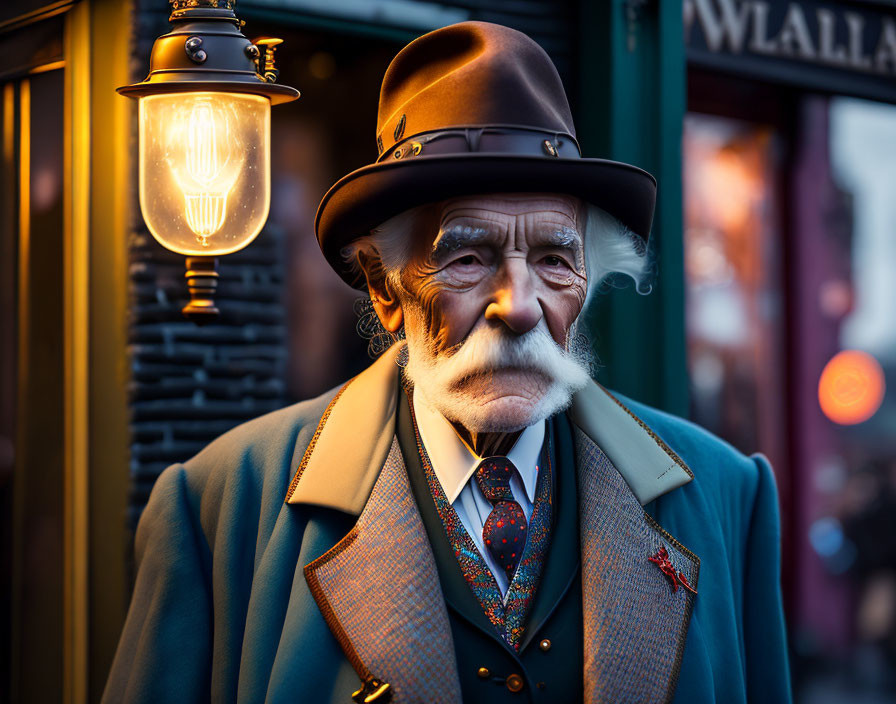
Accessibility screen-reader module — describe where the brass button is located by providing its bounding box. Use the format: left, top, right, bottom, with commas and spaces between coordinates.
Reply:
477, 667, 490, 679
506, 673, 524, 693
539, 638, 552, 652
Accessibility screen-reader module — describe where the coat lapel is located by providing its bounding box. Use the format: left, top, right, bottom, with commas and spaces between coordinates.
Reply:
303, 437, 462, 703
287, 342, 700, 704
575, 427, 698, 704
285, 344, 402, 513
570, 382, 700, 701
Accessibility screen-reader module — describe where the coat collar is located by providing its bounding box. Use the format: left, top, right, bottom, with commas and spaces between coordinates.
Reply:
285, 342, 693, 510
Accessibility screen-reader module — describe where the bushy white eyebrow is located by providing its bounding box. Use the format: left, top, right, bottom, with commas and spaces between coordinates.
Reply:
430, 225, 489, 261
544, 226, 582, 249
430, 223, 583, 262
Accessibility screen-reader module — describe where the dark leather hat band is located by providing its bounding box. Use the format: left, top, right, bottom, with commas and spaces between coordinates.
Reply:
379, 125, 581, 164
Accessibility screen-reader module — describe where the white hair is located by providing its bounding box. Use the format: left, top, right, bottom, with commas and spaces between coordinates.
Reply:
343, 199, 653, 346
577, 203, 653, 310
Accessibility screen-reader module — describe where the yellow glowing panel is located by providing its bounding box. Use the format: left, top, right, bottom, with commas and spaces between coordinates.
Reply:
138, 91, 270, 255
818, 350, 885, 425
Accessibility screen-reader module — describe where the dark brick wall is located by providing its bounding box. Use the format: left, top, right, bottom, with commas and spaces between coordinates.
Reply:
128, 229, 288, 521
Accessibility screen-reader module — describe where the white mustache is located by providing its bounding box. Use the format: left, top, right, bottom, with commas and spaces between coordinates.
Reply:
426, 320, 589, 390
403, 305, 594, 431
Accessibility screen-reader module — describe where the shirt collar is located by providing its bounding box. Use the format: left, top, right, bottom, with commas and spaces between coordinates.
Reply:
412, 390, 545, 505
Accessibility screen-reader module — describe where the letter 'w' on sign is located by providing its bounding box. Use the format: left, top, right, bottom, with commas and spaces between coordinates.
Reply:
686, 0, 752, 52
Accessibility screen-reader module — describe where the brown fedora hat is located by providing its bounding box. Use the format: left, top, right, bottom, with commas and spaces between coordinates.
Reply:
315, 21, 656, 287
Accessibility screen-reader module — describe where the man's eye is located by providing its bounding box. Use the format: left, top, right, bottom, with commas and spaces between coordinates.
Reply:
453, 255, 479, 266
542, 255, 567, 268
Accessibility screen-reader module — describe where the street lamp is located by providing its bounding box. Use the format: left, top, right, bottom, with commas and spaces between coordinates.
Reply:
118, 0, 299, 323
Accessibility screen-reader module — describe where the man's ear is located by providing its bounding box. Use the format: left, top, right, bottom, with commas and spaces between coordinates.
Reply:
357, 250, 404, 334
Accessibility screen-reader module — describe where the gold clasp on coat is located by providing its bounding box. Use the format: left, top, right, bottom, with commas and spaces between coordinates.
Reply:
351, 676, 391, 703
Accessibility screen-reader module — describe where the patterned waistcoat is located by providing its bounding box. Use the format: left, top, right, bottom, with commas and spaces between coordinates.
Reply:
397, 391, 584, 702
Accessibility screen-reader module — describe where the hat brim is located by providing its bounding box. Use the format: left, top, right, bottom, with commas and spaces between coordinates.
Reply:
315, 153, 657, 289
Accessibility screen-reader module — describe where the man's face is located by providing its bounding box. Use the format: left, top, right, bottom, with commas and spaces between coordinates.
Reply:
387, 193, 592, 432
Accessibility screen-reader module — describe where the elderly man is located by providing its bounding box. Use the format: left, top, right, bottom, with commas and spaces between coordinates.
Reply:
104, 21, 791, 704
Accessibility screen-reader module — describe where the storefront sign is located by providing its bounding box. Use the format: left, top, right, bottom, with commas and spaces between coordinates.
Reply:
685, 0, 896, 102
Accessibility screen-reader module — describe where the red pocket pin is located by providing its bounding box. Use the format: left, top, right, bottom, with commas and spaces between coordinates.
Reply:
649, 546, 697, 595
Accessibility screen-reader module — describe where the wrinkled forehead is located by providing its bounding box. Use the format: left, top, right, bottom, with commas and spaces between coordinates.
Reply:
398, 193, 584, 264
429, 193, 584, 259
438, 192, 582, 226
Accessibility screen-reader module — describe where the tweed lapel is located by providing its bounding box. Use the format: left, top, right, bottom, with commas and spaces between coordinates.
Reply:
575, 427, 699, 704
303, 438, 462, 703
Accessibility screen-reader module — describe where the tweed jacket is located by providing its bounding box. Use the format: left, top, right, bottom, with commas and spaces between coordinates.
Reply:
103, 343, 792, 703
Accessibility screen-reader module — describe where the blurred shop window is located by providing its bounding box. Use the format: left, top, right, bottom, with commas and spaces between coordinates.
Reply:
684, 67, 896, 704
820, 97, 896, 687
830, 99, 896, 358
682, 114, 787, 471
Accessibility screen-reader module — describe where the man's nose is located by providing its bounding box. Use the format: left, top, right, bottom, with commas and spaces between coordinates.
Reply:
484, 259, 542, 334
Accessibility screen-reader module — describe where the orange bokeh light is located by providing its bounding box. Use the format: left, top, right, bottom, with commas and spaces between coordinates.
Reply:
818, 350, 886, 425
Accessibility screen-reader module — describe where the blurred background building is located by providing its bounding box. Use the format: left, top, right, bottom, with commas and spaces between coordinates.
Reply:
1, 0, 895, 701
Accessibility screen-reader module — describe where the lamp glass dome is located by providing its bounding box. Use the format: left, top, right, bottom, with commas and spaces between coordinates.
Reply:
139, 91, 271, 256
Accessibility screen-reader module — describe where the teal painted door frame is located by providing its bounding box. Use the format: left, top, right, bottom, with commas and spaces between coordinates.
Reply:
578, 0, 689, 417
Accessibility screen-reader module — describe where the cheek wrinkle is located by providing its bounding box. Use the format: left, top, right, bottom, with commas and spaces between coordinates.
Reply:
402, 262, 450, 352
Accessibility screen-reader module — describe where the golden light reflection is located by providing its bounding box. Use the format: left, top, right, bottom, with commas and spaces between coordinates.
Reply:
706, 147, 763, 233
818, 350, 886, 425
684, 127, 773, 288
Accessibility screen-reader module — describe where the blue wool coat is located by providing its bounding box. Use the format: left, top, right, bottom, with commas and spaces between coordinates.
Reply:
103, 344, 792, 703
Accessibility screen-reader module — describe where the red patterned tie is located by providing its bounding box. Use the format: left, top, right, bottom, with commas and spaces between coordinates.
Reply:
474, 457, 528, 582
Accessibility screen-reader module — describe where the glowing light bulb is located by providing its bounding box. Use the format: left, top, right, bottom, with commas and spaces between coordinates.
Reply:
171, 98, 244, 247
138, 92, 270, 256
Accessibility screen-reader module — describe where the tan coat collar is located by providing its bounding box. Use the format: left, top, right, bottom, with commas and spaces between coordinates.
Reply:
285, 342, 693, 511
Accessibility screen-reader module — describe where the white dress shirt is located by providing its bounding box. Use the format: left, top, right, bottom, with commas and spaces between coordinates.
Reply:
412, 392, 545, 598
